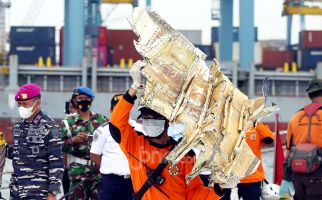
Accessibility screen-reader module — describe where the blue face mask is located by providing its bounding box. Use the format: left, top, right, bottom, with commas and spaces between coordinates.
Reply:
142, 119, 165, 137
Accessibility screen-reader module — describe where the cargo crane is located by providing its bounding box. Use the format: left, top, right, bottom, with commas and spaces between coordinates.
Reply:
0, 0, 10, 64
283, 0, 322, 48
283, 0, 322, 15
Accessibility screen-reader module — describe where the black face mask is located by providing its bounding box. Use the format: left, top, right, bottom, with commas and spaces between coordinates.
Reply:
77, 100, 92, 112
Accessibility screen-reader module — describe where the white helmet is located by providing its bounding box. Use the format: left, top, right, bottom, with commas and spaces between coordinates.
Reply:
261, 183, 280, 200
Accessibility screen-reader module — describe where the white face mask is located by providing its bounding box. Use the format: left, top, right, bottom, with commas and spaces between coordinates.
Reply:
18, 100, 37, 119
142, 119, 165, 137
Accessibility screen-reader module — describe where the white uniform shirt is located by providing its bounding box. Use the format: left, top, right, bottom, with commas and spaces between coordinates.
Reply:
90, 124, 130, 175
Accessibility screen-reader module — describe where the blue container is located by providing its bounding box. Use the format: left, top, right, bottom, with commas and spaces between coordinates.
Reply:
9, 45, 56, 65
10, 26, 55, 45
211, 27, 258, 43
195, 45, 214, 60
301, 48, 322, 70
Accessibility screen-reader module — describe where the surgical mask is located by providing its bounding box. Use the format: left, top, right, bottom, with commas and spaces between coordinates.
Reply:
18, 100, 37, 119
77, 100, 92, 112
142, 119, 165, 137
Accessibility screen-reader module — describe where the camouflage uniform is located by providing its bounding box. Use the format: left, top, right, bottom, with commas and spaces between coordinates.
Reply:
61, 112, 107, 200
10, 111, 64, 200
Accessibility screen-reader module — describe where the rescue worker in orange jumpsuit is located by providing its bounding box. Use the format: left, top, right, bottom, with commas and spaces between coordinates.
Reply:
109, 61, 240, 200
280, 79, 322, 200
221, 122, 274, 200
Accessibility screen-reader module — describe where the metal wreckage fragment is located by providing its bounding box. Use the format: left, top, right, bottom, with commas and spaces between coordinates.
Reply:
130, 8, 279, 185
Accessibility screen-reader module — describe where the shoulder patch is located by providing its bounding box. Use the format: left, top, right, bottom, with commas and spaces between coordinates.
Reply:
93, 131, 101, 142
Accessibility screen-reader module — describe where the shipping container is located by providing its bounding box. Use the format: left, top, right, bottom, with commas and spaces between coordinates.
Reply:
298, 48, 322, 70
261, 49, 293, 69
195, 45, 214, 59
179, 30, 202, 45
260, 40, 287, 50
106, 29, 138, 48
98, 27, 108, 46
211, 27, 258, 43
299, 30, 322, 49
9, 45, 56, 65
213, 42, 262, 64
10, 26, 55, 45
111, 44, 142, 64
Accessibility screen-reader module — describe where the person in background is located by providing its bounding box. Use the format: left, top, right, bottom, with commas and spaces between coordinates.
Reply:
108, 61, 239, 200
10, 83, 63, 200
62, 94, 78, 199
280, 79, 322, 200
90, 94, 138, 200
61, 86, 107, 200
220, 122, 274, 200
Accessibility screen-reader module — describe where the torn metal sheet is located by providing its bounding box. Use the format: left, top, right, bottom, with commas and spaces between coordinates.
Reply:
130, 7, 279, 185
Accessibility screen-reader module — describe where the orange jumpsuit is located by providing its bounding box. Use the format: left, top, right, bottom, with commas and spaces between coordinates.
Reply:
240, 122, 274, 183
109, 93, 223, 200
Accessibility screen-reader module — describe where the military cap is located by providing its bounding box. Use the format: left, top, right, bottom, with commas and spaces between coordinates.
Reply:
15, 83, 41, 101
73, 86, 95, 98
306, 79, 322, 94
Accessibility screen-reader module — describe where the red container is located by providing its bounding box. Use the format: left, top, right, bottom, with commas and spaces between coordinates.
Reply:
112, 44, 142, 64
262, 49, 293, 69
97, 46, 108, 67
300, 31, 322, 49
107, 29, 138, 48
98, 27, 108, 46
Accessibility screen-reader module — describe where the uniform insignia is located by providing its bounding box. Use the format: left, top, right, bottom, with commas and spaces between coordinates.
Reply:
93, 132, 99, 142
33, 115, 42, 124
21, 93, 28, 99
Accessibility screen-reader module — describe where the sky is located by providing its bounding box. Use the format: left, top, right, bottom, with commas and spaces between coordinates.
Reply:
7, 0, 322, 45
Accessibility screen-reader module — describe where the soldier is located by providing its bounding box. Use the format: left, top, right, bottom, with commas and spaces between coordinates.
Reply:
61, 87, 107, 200
10, 83, 64, 200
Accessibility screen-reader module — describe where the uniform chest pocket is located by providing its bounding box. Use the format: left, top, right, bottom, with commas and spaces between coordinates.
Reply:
26, 126, 47, 157
26, 136, 47, 157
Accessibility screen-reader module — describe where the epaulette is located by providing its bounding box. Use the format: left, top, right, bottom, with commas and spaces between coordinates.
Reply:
99, 121, 109, 128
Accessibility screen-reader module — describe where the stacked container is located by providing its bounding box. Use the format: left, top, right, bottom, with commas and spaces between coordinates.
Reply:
9, 26, 56, 65
195, 45, 214, 59
106, 29, 142, 66
298, 30, 322, 70
261, 48, 294, 70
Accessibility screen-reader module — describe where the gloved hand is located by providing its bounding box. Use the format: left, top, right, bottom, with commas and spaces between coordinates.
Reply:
219, 174, 240, 189
130, 60, 146, 89
279, 179, 295, 198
